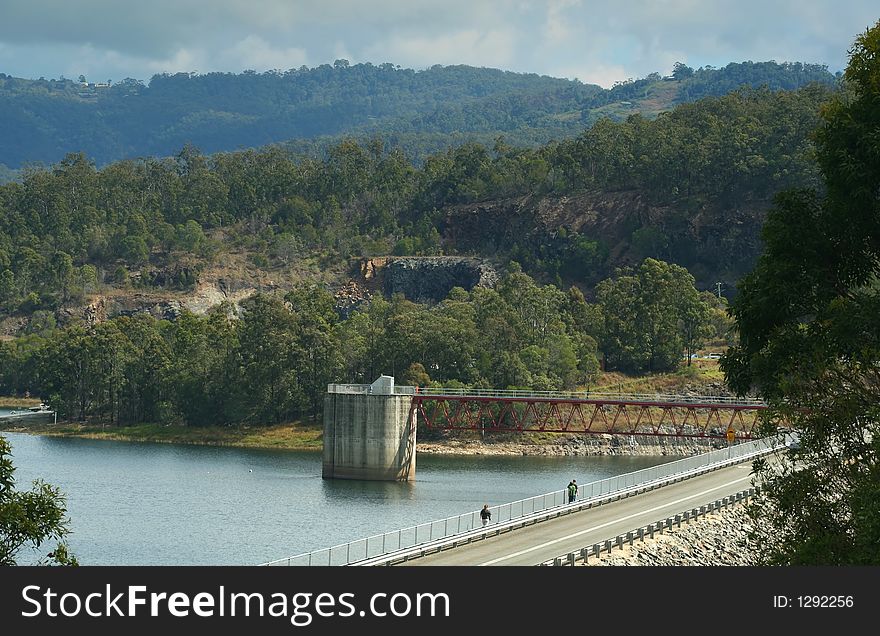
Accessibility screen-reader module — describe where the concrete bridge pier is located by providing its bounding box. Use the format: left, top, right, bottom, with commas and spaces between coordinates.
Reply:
322, 376, 416, 481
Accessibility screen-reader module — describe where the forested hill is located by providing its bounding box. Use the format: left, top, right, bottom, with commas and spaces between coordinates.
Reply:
0, 81, 834, 340
0, 60, 837, 171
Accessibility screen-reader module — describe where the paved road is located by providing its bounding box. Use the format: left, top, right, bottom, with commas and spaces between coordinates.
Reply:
397, 461, 757, 566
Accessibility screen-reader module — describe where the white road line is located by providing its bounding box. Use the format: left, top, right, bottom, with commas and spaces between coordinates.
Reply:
478, 473, 753, 565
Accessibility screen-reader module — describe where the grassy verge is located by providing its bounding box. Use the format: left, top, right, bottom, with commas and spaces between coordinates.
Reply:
0, 421, 324, 451
591, 362, 726, 394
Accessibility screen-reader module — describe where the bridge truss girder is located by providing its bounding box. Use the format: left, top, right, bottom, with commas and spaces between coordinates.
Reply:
410, 396, 767, 440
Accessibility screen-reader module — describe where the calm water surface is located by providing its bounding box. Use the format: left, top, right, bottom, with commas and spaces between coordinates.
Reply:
2, 431, 674, 565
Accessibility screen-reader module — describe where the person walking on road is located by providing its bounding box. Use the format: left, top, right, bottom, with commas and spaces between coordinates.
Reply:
480, 504, 492, 527
567, 479, 578, 503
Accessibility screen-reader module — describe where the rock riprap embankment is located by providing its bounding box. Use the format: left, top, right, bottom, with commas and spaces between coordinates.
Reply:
581, 504, 761, 566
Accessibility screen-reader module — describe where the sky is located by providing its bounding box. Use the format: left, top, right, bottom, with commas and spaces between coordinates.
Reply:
0, 1, 877, 88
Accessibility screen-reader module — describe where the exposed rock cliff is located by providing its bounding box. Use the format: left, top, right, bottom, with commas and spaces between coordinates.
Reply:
384, 257, 498, 302
355, 256, 499, 303
442, 190, 765, 290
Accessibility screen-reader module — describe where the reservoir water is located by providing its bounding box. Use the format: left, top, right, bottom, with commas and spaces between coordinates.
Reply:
1, 430, 674, 566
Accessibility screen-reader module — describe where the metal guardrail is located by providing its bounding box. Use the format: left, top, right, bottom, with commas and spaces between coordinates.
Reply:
347, 444, 777, 567
327, 383, 766, 406
412, 388, 766, 406
541, 487, 759, 566
260, 435, 781, 566
327, 383, 417, 395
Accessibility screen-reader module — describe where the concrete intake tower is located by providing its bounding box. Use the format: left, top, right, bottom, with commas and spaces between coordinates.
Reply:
322, 376, 416, 481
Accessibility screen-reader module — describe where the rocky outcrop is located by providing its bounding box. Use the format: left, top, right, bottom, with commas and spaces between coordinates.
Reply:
56, 294, 182, 325
50, 278, 258, 328
381, 256, 499, 302
351, 255, 500, 303
180, 278, 256, 316
442, 190, 766, 291
334, 280, 373, 318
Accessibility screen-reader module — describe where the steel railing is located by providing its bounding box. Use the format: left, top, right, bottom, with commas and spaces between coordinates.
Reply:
327, 383, 766, 406
260, 434, 782, 566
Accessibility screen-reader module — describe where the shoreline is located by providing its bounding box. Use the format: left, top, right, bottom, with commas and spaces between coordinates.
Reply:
417, 435, 716, 456
0, 421, 324, 451
1, 422, 720, 457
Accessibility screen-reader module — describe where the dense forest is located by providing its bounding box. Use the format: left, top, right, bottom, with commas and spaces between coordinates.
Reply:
0, 60, 837, 171
0, 259, 732, 426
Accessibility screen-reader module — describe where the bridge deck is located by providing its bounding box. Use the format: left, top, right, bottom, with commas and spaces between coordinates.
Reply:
399, 462, 756, 566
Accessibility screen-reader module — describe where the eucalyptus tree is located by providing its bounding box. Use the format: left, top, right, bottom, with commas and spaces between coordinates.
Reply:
234, 293, 305, 424
597, 258, 710, 372
0, 435, 78, 566
722, 21, 880, 565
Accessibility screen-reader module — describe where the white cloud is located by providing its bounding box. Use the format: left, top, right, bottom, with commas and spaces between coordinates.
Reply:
0, 1, 876, 83
554, 62, 630, 89
363, 28, 518, 70
544, 0, 582, 44
223, 36, 308, 72
143, 48, 205, 76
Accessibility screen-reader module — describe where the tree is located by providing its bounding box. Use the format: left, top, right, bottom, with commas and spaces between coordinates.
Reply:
0, 269, 15, 310
234, 294, 306, 423
401, 362, 431, 387
284, 285, 344, 417
177, 220, 205, 252
563, 286, 602, 386
680, 291, 714, 365
672, 62, 694, 80
77, 264, 98, 298
721, 21, 880, 565
274, 232, 300, 265
50, 251, 74, 301
0, 435, 78, 565
597, 258, 708, 372
120, 235, 149, 266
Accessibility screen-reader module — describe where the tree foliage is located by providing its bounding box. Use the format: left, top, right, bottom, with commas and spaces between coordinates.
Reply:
0, 435, 77, 566
597, 258, 711, 372
0, 82, 834, 315
0, 61, 836, 170
0, 260, 724, 427
721, 20, 880, 565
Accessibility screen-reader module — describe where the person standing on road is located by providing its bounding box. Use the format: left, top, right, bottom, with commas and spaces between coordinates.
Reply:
480, 504, 492, 527
567, 479, 578, 503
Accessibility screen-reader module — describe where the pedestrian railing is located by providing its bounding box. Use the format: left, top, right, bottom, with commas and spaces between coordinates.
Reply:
413, 387, 766, 406
327, 383, 418, 395
326, 382, 765, 406
260, 434, 783, 566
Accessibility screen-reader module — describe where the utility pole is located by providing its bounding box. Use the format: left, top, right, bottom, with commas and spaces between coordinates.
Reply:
715, 282, 723, 299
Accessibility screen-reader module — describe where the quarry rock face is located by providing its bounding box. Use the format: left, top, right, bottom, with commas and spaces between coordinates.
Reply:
378, 256, 499, 302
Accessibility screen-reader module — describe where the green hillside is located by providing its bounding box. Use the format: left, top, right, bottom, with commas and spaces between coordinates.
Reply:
0, 60, 836, 173
0, 82, 834, 330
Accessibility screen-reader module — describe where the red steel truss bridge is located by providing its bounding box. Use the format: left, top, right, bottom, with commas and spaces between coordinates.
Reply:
409, 387, 769, 440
